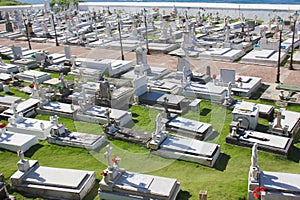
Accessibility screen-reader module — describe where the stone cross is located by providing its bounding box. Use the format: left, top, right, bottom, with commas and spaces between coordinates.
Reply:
11, 102, 17, 117
104, 145, 113, 169
33, 76, 39, 90
274, 109, 285, 129
59, 73, 66, 88
227, 82, 232, 98
206, 66, 211, 77
225, 25, 230, 43
251, 143, 258, 168
162, 96, 170, 119
155, 113, 162, 136
105, 108, 111, 126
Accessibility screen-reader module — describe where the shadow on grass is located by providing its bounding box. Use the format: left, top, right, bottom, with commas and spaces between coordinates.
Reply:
256, 124, 269, 132
250, 84, 270, 100
24, 143, 44, 158
200, 108, 211, 116
132, 113, 139, 118
288, 146, 300, 163
177, 190, 192, 200
4, 92, 14, 95
214, 153, 230, 171
205, 131, 220, 141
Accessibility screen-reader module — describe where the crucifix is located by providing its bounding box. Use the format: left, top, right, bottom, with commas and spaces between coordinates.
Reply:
274, 110, 285, 129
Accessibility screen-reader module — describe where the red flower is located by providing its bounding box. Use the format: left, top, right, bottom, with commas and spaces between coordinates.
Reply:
112, 157, 117, 163
101, 170, 108, 176
29, 84, 34, 88
0, 122, 6, 128
212, 74, 217, 79
252, 186, 265, 199
237, 77, 243, 82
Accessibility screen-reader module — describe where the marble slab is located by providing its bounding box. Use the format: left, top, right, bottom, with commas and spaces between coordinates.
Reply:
24, 166, 88, 189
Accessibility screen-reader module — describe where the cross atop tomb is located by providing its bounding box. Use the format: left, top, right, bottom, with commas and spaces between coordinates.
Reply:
104, 145, 113, 169
274, 109, 285, 129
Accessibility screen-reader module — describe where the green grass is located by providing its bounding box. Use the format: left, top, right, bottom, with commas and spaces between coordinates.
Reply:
1, 100, 300, 199
0, 0, 26, 6
35, 114, 103, 134
0, 87, 29, 99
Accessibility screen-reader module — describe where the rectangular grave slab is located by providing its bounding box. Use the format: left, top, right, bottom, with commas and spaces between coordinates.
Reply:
48, 132, 106, 150
99, 170, 180, 200
153, 136, 220, 167
226, 130, 293, 157
167, 116, 213, 140
10, 160, 96, 200
0, 131, 38, 152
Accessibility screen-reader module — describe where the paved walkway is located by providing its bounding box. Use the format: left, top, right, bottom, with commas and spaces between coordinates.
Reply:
1, 37, 300, 85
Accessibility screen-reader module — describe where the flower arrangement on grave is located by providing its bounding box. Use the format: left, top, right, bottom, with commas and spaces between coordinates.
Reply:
252, 186, 265, 199
29, 84, 34, 88
101, 169, 108, 177
212, 74, 217, 85
152, 7, 159, 12
237, 77, 243, 83
0, 122, 6, 128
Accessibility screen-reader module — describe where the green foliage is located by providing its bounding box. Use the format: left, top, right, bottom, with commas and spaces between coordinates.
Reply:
0, 0, 26, 6
0, 88, 29, 99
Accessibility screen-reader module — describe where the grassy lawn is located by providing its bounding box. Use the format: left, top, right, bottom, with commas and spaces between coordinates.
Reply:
1, 98, 300, 199
0, 87, 29, 99
0, 0, 26, 6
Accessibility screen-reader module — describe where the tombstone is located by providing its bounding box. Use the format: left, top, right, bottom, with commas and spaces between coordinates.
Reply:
104, 144, 113, 169
0, 11, 3, 20
224, 25, 230, 43
249, 143, 259, 182
220, 69, 236, 84
134, 42, 151, 75
206, 66, 211, 77
5, 12, 13, 32
162, 96, 170, 119
3, 85, 9, 93
98, 80, 111, 100
64, 45, 71, 60
11, 45, 23, 60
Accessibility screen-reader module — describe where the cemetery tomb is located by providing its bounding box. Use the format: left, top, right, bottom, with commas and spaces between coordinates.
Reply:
99, 145, 180, 200
47, 126, 106, 150
11, 58, 37, 69
269, 109, 300, 137
139, 92, 186, 111
232, 101, 259, 130
1, 98, 40, 119
0, 129, 38, 153
248, 144, 300, 200
152, 136, 221, 167
7, 114, 54, 140
231, 76, 262, 98
16, 70, 51, 83
38, 101, 80, 119
0, 62, 19, 74
183, 82, 227, 103
167, 116, 214, 140
241, 49, 287, 67
226, 127, 293, 157
11, 159, 96, 200
75, 105, 133, 127
0, 95, 22, 107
